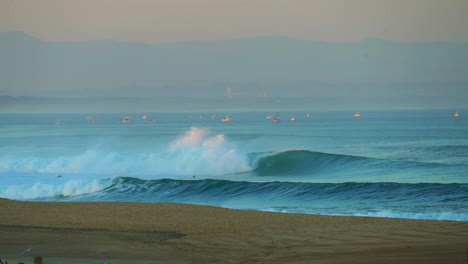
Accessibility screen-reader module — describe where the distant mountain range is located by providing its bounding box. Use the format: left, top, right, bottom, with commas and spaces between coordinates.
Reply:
0, 31, 467, 111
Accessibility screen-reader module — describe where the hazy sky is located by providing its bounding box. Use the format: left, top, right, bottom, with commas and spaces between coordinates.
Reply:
1, 0, 467, 43
1, 0, 467, 112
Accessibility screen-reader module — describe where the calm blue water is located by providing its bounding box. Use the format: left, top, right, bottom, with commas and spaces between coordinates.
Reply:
0, 110, 467, 221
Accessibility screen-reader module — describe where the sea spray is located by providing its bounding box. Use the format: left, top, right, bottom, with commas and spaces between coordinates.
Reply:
0, 179, 108, 200
167, 127, 251, 175
0, 127, 251, 177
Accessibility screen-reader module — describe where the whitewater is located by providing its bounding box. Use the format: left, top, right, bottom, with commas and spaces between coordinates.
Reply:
0, 110, 467, 221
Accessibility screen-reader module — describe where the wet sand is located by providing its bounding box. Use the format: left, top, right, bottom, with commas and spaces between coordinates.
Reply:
0, 198, 467, 263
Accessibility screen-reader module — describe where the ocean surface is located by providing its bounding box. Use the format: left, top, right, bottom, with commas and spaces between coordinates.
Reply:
0, 110, 467, 221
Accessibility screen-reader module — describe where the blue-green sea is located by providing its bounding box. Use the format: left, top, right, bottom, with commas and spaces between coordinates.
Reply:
0, 110, 467, 221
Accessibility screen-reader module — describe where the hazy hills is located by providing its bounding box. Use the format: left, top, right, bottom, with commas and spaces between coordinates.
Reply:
0, 31, 467, 111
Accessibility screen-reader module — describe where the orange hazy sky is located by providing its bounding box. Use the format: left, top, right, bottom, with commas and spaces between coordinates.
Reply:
1, 0, 467, 43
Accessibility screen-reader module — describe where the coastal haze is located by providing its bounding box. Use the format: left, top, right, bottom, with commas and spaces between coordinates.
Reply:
1, 32, 467, 112
1, 0, 468, 112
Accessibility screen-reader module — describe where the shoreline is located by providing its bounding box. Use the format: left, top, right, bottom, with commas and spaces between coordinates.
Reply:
1, 198, 467, 263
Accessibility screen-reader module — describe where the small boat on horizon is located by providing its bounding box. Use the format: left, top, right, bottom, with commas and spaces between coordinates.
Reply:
118, 114, 132, 123
454, 112, 460, 117
306, 113, 311, 118
290, 116, 296, 121
354, 112, 361, 117
221, 115, 232, 122
271, 113, 281, 123
85, 115, 98, 123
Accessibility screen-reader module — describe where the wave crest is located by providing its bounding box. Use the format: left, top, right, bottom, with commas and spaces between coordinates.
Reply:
0, 127, 251, 176
252, 150, 368, 176
167, 127, 250, 175
0, 179, 108, 200
5, 177, 465, 221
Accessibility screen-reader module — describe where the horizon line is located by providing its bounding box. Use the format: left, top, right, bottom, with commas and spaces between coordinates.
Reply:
2, 31, 467, 45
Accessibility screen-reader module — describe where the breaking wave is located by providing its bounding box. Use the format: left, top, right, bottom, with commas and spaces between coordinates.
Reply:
0, 127, 251, 176
3, 177, 465, 221
1, 127, 467, 221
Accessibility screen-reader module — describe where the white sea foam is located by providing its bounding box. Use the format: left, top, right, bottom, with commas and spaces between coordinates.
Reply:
0, 179, 108, 200
167, 127, 251, 175
0, 127, 251, 177
260, 208, 468, 221
353, 211, 468, 221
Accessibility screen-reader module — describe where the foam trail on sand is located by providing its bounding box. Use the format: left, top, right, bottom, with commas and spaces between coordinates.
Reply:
261, 208, 468, 221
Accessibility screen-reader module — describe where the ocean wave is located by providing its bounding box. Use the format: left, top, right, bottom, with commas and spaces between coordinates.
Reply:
0, 127, 251, 176
352, 211, 468, 221
0, 127, 377, 178
251, 150, 371, 176
262, 208, 468, 221
97, 177, 468, 202
0, 149, 370, 177
0, 179, 108, 200
0, 127, 464, 182
7, 177, 468, 202
392, 145, 468, 154
2, 177, 466, 221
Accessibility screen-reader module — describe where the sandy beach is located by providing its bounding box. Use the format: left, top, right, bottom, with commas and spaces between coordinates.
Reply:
0, 198, 467, 264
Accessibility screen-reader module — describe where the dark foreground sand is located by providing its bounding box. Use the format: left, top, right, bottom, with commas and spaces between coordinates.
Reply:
0, 198, 467, 264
